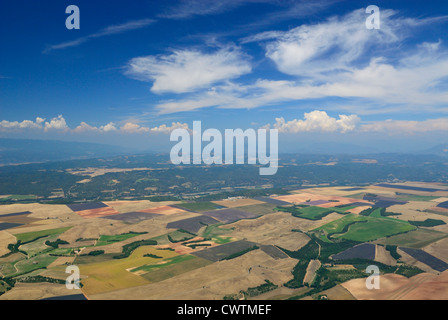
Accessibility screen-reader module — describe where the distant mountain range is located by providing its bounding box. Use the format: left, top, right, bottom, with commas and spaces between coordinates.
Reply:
0, 139, 133, 165
0, 138, 446, 166
420, 144, 448, 157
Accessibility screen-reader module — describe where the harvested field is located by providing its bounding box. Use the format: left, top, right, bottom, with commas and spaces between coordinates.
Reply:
424, 237, 448, 264
225, 213, 311, 251
273, 193, 372, 208
47, 256, 76, 268
0, 203, 75, 220
340, 188, 365, 192
234, 203, 277, 215
399, 247, 448, 272
328, 264, 356, 270
174, 202, 223, 212
300, 200, 330, 206
212, 198, 265, 208
104, 200, 179, 214
139, 205, 188, 215
332, 243, 376, 261
0, 283, 83, 300
75, 207, 120, 219
341, 271, 448, 300
372, 183, 448, 197
102, 211, 162, 223
191, 240, 257, 262
0, 214, 41, 225
155, 236, 220, 255
375, 184, 443, 193
312, 284, 356, 300
375, 245, 397, 266
0, 231, 16, 256
202, 208, 260, 224
166, 215, 220, 234
250, 287, 310, 300
426, 206, 448, 217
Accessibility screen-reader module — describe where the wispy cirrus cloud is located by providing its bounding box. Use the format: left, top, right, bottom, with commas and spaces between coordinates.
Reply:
158, 0, 271, 19
43, 18, 155, 53
147, 9, 448, 115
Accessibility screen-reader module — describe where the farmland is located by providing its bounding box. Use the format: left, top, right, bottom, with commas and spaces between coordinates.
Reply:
0, 180, 448, 300
313, 214, 416, 242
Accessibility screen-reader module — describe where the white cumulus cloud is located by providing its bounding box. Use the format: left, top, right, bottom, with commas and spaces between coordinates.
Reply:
269, 110, 360, 133
125, 46, 251, 94
44, 115, 69, 131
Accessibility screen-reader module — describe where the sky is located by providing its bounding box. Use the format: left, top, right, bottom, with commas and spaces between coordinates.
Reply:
0, 0, 448, 153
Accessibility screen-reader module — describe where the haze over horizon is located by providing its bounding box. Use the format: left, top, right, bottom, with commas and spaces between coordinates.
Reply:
1, 0, 448, 153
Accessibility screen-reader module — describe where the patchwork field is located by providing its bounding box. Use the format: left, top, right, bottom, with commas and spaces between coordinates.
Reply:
212, 198, 265, 208
88, 250, 298, 300
1, 181, 448, 300
80, 246, 179, 295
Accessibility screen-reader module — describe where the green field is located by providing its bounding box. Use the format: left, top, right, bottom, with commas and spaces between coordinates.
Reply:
95, 232, 147, 246
19, 234, 60, 257
48, 247, 74, 256
140, 255, 212, 283
395, 194, 439, 202
201, 223, 233, 239
3, 253, 58, 277
131, 254, 195, 273
14, 227, 72, 243
375, 228, 448, 248
314, 214, 416, 242
368, 208, 385, 218
314, 214, 367, 235
213, 236, 233, 244
148, 230, 195, 245
74, 253, 118, 265
0, 194, 37, 201
333, 218, 416, 242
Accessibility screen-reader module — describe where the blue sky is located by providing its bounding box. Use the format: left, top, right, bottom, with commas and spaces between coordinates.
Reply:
1, 0, 448, 152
